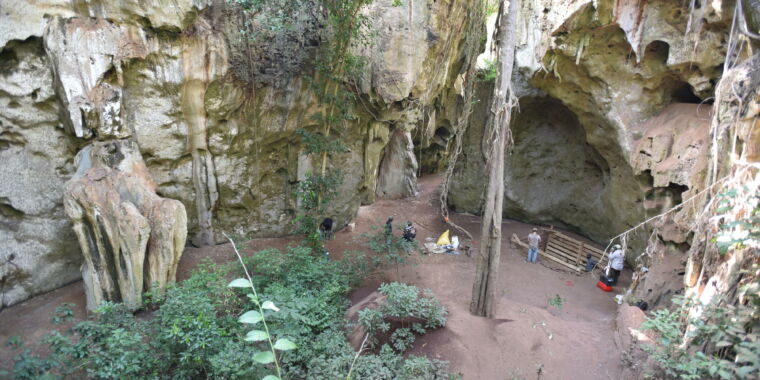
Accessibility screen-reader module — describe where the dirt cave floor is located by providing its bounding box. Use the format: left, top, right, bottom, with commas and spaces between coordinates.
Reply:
0, 175, 632, 379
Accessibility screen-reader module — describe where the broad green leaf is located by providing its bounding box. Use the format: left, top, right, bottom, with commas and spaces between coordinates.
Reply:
239, 310, 263, 324
253, 351, 275, 364
274, 338, 296, 351
736, 366, 755, 377
229, 278, 252, 288
262, 375, 279, 380
715, 341, 733, 348
245, 330, 269, 342
262, 301, 280, 312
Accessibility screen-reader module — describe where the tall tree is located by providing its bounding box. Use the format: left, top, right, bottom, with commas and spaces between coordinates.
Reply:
470, 0, 519, 317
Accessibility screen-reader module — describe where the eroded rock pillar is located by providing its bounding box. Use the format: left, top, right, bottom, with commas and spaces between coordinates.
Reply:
64, 140, 187, 310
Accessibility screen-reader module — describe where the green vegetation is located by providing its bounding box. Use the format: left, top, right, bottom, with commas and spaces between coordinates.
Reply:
640, 184, 759, 379
358, 223, 420, 281
483, 0, 499, 16
477, 58, 498, 82
7, 244, 454, 379
232, 0, 376, 251
711, 185, 759, 255
50, 303, 75, 325
548, 294, 564, 309
641, 295, 759, 379
359, 282, 448, 351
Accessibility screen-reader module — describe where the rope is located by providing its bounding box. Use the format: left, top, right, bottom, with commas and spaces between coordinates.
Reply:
604, 172, 736, 252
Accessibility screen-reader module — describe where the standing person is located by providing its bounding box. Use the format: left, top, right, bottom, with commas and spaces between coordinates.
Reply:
607, 244, 625, 285
319, 217, 334, 240
527, 228, 541, 263
385, 217, 394, 244
403, 221, 416, 242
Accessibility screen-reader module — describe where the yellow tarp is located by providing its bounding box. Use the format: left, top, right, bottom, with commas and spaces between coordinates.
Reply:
436, 230, 451, 246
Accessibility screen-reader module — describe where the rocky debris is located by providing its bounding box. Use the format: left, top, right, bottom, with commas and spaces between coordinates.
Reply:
63, 140, 187, 310
376, 129, 419, 199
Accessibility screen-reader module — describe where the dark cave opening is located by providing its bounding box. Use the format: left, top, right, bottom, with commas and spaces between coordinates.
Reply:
670, 82, 703, 104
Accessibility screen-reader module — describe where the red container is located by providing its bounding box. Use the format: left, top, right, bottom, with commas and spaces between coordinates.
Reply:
597, 280, 613, 292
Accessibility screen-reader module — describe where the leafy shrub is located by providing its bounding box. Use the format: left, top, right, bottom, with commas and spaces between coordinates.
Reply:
357, 223, 420, 281
641, 296, 759, 379
359, 282, 448, 351
477, 58, 498, 82
378, 282, 448, 329
11, 247, 455, 379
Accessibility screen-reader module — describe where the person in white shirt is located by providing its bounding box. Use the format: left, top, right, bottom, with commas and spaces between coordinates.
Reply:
527, 228, 541, 263
607, 244, 625, 285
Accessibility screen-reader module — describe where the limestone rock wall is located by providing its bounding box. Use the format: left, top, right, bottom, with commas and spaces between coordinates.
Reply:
449, 0, 730, 253
0, 0, 479, 308
0, 38, 80, 309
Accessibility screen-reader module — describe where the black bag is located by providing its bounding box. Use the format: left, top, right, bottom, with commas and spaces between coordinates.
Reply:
599, 274, 614, 286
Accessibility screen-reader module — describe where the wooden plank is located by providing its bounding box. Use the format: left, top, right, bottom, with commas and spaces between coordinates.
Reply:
575, 243, 584, 266
585, 245, 605, 255
549, 237, 582, 251
547, 240, 580, 256
547, 241, 582, 258
546, 245, 577, 260
549, 231, 608, 264
546, 247, 580, 264
551, 231, 584, 246
510, 234, 582, 273
538, 250, 582, 272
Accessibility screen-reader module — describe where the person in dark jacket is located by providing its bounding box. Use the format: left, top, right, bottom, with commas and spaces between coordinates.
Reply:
319, 217, 334, 240
385, 217, 394, 244
403, 221, 416, 242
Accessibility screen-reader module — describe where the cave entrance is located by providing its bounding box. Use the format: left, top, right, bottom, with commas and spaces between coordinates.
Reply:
502, 97, 610, 234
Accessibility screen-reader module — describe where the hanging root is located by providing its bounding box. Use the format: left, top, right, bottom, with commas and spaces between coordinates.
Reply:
437, 4, 485, 242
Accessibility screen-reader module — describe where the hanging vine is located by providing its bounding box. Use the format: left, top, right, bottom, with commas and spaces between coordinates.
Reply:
437, 0, 487, 242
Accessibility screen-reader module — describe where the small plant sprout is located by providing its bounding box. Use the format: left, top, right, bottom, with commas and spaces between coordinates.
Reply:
224, 232, 296, 380
548, 294, 564, 309
51, 303, 75, 325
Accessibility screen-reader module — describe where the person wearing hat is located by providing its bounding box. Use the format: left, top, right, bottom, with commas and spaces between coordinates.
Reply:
527, 228, 541, 263
607, 244, 625, 285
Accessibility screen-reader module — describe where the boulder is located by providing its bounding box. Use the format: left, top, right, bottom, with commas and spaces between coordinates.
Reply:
64, 140, 187, 310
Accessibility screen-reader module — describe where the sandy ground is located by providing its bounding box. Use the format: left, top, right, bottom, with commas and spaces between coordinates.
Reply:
0, 175, 631, 379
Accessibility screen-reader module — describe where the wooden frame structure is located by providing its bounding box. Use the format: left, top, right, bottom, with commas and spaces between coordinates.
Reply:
541, 230, 608, 274
510, 228, 609, 274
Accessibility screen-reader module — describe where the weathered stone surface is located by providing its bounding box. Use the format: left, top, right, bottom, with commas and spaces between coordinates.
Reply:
43, 16, 150, 139
0, 0, 211, 50
64, 140, 187, 310
6, 0, 737, 312
450, 0, 729, 254
0, 39, 80, 310
376, 128, 419, 199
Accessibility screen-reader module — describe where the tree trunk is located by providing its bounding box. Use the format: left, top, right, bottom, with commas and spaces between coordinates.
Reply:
470, 0, 519, 318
